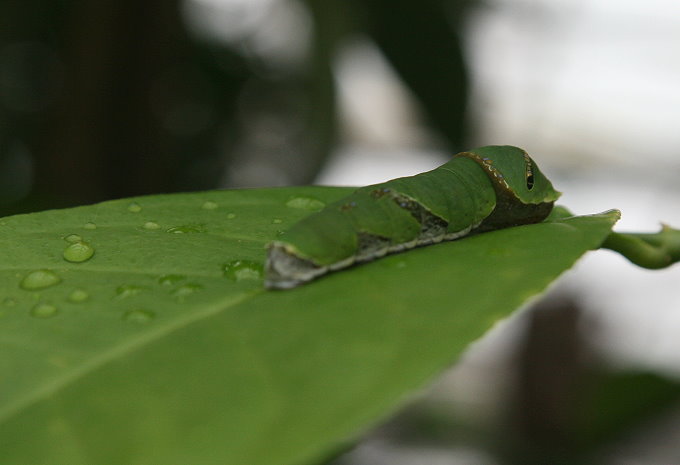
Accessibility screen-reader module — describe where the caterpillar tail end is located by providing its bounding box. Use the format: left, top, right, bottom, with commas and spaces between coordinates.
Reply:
264, 242, 327, 290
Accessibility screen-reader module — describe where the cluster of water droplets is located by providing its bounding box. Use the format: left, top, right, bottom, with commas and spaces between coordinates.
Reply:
5, 194, 306, 321
17, 269, 64, 319
14, 269, 210, 322
62, 232, 95, 264
13, 268, 89, 319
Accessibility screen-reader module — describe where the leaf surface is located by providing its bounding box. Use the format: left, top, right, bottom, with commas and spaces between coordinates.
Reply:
0, 188, 619, 465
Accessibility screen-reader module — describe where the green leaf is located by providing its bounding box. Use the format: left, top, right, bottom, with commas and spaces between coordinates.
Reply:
0, 187, 619, 465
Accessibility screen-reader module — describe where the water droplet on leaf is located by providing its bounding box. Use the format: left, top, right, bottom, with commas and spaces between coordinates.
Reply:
115, 284, 146, 299
63, 241, 95, 263
158, 274, 185, 286
143, 221, 160, 230
285, 196, 325, 211
166, 224, 206, 234
31, 303, 58, 319
272, 218, 283, 224
83, 222, 97, 230
68, 289, 89, 303
127, 202, 142, 213
20, 270, 61, 290
201, 201, 218, 210
63, 234, 83, 243
3, 297, 17, 307
223, 260, 262, 281
172, 283, 203, 299
122, 309, 155, 323
226, 213, 236, 219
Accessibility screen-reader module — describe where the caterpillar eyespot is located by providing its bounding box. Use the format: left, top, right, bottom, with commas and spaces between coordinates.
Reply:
526, 172, 535, 190
525, 157, 535, 190
265, 145, 561, 289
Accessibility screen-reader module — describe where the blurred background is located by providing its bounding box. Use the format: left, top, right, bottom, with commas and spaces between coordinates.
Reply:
2, 0, 680, 463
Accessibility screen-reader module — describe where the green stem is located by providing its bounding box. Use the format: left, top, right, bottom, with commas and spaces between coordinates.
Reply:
601, 224, 680, 269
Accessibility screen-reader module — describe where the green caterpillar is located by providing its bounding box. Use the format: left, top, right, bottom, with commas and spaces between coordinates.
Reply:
265, 145, 561, 289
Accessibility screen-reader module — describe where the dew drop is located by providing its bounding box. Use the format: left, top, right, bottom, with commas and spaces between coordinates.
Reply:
83, 222, 97, 230
201, 201, 218, 210
226, 213, 236, 219
3, 297, 17, 307
142, 221, 160, 230
63, 234, 83, 243
166, 224, 206, 234
172, 283, 203, 299
272, 218, 283, 224
68, 289, 89, 303
63, 241, 95, 263
31, 303, 58, 319
285, 196, 326, 211
20, 270, 62, 290
223, 260, 263, 281
115, 284, 146, 299
122, 309, 155, 323
158, 274, 185, 286
127, 202, 142, 213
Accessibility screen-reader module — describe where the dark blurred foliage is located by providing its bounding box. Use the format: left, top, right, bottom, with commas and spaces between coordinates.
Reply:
502, 296, 680, 465
0, 0, 471, 216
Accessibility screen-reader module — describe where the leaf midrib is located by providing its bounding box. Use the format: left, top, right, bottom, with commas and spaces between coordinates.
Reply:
0, 287, 264, 425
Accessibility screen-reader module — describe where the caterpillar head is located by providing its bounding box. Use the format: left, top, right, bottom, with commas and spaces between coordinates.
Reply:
459, 145, 561, 205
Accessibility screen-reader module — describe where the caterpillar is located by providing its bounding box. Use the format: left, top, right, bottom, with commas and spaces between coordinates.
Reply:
265, 145, 561, 289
